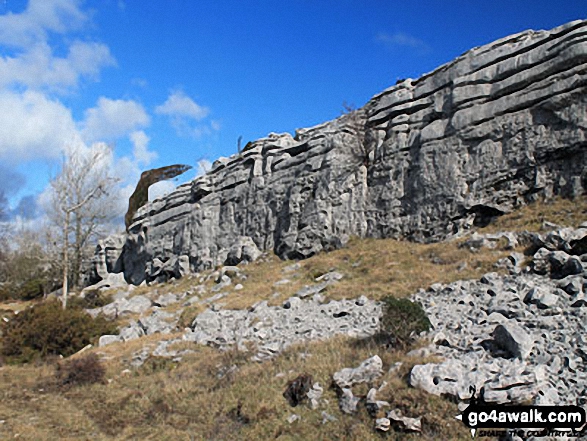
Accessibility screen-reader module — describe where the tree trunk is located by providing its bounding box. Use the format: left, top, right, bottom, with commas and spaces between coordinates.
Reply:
73, 211, 82, 288
62, 210, 70, 309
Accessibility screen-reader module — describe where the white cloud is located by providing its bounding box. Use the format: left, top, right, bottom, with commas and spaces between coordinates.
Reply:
155, 90, 209, 120
0, 90, 80, 162
376, 32, 431, 54
0, 0, 87, 49
0, 40, 115, 91
130, 130, 157, 165
82, 97, 150, 142
155, 91, 220, 139
149, 180, 176, 201
196, 159, 212, 177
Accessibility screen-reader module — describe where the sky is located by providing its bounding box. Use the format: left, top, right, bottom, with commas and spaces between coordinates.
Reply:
0, 0, 585, 229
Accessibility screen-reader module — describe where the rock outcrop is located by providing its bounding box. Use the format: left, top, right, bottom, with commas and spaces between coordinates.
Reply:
409, 224, 587, 407
95, 20, 587, 285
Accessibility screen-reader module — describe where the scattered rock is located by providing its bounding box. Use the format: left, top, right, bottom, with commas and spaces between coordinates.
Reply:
321, 411, 337, 424
375, 417, 391, 432
307, 383, 323, 410
492, 323, 534, 360
98, 335, 122, 347
338, 387, 360, 414
387, 409, 422, 432
365, 388, 389, 417
332, 355, 383, 389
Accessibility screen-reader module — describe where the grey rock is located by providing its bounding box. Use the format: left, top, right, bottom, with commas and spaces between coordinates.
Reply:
155, 293, 178, 307
82, 272, 127, 295
225, 236, 262, 266
98, 335, 122, 347
283, 263, 301, 273
212, 274, 232, 292
295, 282, 329, 299
92, 20, 587, 285
549, 251, 583, 278
524, 286, 559, 309
492, 323, 534, 360
315, 271, 344, 282
85, 233, 126, 285
273, 278, 291, 286
557, 275, 583, 296
130, 347, 151, 368
338, 388, 360, 414
387, 409, 422, 432
532, 248, 552, 275
119, 321, 145, 341
138, 310, 178, 335
321, 411, 337, 424
120, 295, 152, 315
185, 296, 381, 361
306, 383, 323, 410
333, 355, 383, 389
282, 297, 302, 309
366, 388, 390, 416
375, 418, 391, 432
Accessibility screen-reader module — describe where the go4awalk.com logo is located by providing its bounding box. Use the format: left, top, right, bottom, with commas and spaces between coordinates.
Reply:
456, 404, 586, 438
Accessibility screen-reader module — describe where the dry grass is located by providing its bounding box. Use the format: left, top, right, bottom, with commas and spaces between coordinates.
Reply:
0, 336, 471, 440
1, 196, 585, 439
480, 195, 587, 233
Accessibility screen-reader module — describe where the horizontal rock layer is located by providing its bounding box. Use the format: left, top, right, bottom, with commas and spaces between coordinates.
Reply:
94, 20, 587, 284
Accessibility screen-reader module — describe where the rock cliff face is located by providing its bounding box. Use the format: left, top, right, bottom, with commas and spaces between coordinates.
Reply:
95, 20, 587, 285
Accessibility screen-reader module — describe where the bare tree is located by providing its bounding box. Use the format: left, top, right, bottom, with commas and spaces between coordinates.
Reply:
50, 145, 119, 308
0, 191, 9, 280
341, 102, 371, 167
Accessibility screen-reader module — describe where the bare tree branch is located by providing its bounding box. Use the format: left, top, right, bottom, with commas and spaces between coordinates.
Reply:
49, 145, 119, 308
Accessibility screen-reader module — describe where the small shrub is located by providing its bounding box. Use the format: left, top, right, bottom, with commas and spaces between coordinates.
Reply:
380, 296, 431, 349
0, 300, 118, 363
0, 282, 14, 301
68, 290, 113, 309
19, 278, 45, 301
283, 373, 313, 407
55, 353, 106, 388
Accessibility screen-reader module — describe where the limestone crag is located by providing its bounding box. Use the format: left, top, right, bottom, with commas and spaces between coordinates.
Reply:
96, 20, 587, 285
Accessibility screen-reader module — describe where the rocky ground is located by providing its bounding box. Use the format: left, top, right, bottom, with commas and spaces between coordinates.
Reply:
84, 221, 587, 439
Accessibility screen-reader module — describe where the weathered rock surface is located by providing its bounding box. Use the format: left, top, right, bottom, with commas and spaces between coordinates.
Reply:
92, 20, 587, 285
332, 355, 383, 389
409, 226, 587, 407
182, 296, 380, 361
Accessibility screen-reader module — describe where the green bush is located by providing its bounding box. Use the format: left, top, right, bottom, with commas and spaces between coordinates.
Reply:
19, 278, 45, 301
0, 279, 54, 302
380, 296, 431, 349
0, 300, 118, 363
55, 353, 106, 388
68, 290, 113, 309
0, 282, 13, 302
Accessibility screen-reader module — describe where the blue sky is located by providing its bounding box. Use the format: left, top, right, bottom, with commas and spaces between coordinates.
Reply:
0, 0, 585, 226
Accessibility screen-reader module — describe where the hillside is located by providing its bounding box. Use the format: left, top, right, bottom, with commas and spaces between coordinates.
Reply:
1, 196, 586, 440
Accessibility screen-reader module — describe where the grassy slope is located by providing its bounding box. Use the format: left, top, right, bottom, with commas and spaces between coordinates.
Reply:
0, 196, 585, 440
